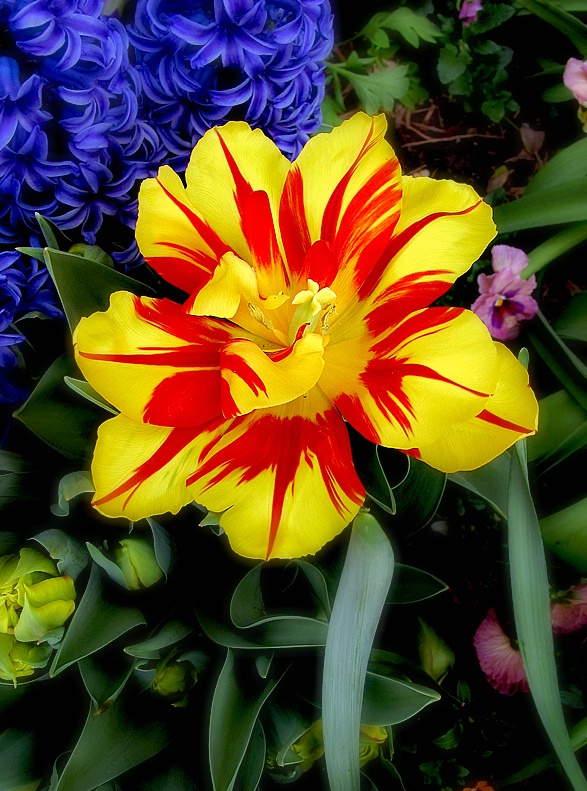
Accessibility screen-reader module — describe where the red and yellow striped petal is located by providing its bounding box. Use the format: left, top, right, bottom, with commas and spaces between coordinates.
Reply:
185, 122, 291, 297
353, 175, 496, 312
320, 307, 498, 449
279, 113, 403, 309
186, 390, 365, 560
220, 331, 325, 418
90, 414, 227, 522
74, 291, 238, 427
410, 343, 539, 472
136, 165, 231, 295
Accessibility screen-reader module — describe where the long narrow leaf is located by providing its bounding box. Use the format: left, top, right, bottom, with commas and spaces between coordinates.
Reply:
515, 0, 587, 55
508, 443, 587, 790
322, 513, 394, 791
493, 179, 587, 232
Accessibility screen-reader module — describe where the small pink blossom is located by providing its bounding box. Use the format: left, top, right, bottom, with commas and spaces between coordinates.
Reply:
471, 245, 539, 341
473, 608, 529, 696
564, 58, 587, 105
551, 584, 587, 634
459, 0, 483, 25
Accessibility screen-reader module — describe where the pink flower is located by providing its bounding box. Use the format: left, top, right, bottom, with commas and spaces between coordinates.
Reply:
459, 0, 483, 25
473, 608, 529, 696
551, 584, 587, 634
471, 245, 539, 341
564, 58, 587, 105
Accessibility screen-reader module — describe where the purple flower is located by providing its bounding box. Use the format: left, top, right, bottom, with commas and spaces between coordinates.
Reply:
471, 245, 539, 341
459, 0, 482, 26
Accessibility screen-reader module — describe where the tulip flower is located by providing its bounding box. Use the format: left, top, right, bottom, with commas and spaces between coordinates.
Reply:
113, 537, 163, 590
73, 112, 538, 560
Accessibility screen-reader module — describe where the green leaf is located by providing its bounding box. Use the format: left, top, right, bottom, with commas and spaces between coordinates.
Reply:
528, 311, 587, 411
523, 137, 587, 196
322, 513, 394, 791
449, 452, 510, 519
13, 355, 103, 462
328, 63, 410, 114
147, 518, 174, 578
481, 98, 506, 123
234, 719, 266, 791
67, 243, 113, 267
54, 695, 170, 791
44, 248, 155, 333
524, 222, 587, 277
515, 0, 587, 55
388, 564, 448, 604
555, 291, 587, 342
31, 529, 88, 580
473, 2, 517, 31
78, 652, 136, 712
209, 649, 282, 791
320, 95, 344, 128
196, 608, 329, 650
35, 212, 70, 250
349, 429, 396, 514
0, 730, 41, 791
390, 458, 446, 535
50, 563, 146, 676
540, 497, 587, 571
437, 44, 472, 84
64, 377, 118, 415
367, 8, 441, 47
494, 179, 587, 231
508, 442, 587, 790
527, 390, 587, 471
86, 543, 131, 589
50, 471, 95, 517
361, 670, 439, 726
542, 82, 574, 102
124, 620, 195, 660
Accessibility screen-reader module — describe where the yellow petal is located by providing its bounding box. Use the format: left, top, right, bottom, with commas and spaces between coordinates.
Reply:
321, 308, 498, 449
187, 390, 365, 560
413, 342, 539, 472
74, 291, 238, 427
220, 332, 325, 417
136, 164, 231, 294
185, 121, 290, 284
90, 413, 228, 522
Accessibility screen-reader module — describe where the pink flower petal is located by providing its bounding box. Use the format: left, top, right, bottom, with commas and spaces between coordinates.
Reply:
473, 608, 528, 695
564, 58, 587, 105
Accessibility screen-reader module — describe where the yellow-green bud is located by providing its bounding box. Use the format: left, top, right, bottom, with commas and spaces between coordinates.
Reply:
0, 548, 75, 647
0, 633, 52, 687
418, 617, 455, 684
113, 538, 163, 591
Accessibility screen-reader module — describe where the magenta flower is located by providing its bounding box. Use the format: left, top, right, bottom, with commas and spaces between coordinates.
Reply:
564, 58, 587, 105
551, 584, 587, 634
471, 245, 538, 341
459, 0, 483, 26
473, 608, 529, 696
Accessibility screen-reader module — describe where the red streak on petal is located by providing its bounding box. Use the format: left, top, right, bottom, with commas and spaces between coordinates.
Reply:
220, 345, 268, 417
297, 239, 339, 289
477, 409, 533, 434
155, 177, 231, 260
367, 273, 455, 337
93, 424, 204, 509
133, 296, 234, 346
79, 347, 220, 367
370, 306, 461, 358
143, 369, 222, 427
146, 254, 214, 296
215, 130, 253, 217
242, 190, 288, 286
279, 165, 311, 276
320, 116, 379, 243
186, 410, 365, 559
266, 324, 307, 362
358, 201, 482, 300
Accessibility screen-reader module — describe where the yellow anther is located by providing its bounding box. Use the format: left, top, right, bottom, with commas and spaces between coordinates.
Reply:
248, 303, 275, 331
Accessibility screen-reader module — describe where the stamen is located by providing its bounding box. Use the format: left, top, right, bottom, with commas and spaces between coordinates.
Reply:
248, 303, 275, 331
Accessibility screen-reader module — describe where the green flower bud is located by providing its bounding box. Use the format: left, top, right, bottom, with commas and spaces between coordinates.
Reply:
113, 538, 163, 591
0, 633, 52, 687
0, 548, 76, 647
418, 617, 455, 684
358, 725, 387, 767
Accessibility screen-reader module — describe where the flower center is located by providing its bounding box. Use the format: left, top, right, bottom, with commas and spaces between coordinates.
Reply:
289, 279, 337, 345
